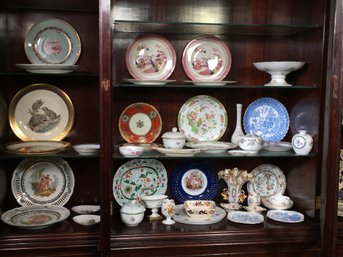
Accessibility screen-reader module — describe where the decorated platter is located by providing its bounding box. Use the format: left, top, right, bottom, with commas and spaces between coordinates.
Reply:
119, 102, 162, 144
123, 79, 176, 85
173, 204, 226, 225
248, 164, 286, 198
9, 83, 74, 141
125, 34, 176, 80
243, 97, 289, 142
1, 141, 71, 155
262, 141, 292, 152
182, 35, 232, 82
24, 18, 81, 65
178, 95, 227, 142
266, 210, 304, 223
16, 64, 79, 74
113, 159, 168, 206
184, 80, 237, 86
170, 160, 219, 204
185, 141, 236, 153
227, 211, 264, 224
1, 205, 70, 229
11, 158, 75, 206
152, 146, 205, 157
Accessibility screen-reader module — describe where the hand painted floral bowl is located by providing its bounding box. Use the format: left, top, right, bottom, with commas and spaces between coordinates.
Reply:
184, 200, 216, 219
262, 195, 293, 210
119, 145, 144, 157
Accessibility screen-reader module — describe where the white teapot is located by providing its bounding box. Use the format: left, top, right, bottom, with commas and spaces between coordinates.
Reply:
238, 133, 263, 153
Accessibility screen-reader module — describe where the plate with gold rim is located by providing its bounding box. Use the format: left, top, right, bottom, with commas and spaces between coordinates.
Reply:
119, 102, 162, 144
11, 158, 74, 206
24, 18, 81, 65
1, 141, 71, 155
9, 83, 74, 141
1, 205, 70, 229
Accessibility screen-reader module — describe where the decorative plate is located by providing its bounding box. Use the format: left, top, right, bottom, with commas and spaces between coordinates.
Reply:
2, 141, 71, 155
248, 164, 286, 198
9, 83, 74, 141
266, 210, 304, 223
119, 102, 162, 144
113, 159, 168, 206
243, 97, 289, 142
290, 98, 319, 136
184, 80, 237, 86
262, 141, 292, 152
178, 95, 227, 142
123, 79, 176, 85
152, 146, 204, 157
24, 18, 81, 65
170, 160, 219, 204
1, 205, 70, 229
173, 204, 226, 225
16, 64, 79, 74
185, 141, 237, 153
227, 211, 264, 224
11, 158, 75, 206
125, 34, 176, 80
182, 35, 232, 82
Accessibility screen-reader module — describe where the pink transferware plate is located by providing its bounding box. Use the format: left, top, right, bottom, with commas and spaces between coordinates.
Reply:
125, 34, 176, 80
182, 35, 232, 82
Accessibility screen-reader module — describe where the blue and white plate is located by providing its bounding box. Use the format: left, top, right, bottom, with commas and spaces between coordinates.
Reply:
227, 211, 264, 224
170, 161, 219, 204
243, 97, 289, 142
266, 210, 304, 223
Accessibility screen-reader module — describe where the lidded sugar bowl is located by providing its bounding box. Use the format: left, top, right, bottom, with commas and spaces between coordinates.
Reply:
120, 200, 146, 226
238, 133, 263, 153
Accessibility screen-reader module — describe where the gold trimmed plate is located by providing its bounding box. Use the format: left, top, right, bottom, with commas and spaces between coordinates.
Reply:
9, 84, 74, 141
1, 141, 71, 155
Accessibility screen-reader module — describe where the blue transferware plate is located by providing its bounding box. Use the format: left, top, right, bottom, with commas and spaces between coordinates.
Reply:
266, 210, 304, 223
243, 97, 289, 141
170, 160, 219, 204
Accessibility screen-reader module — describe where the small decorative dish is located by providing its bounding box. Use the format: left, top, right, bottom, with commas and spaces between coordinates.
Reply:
261, 195, 293, 210
1, 140, 71, 155
263, 141, 292, 152
119, 144, 144, 157
243, 205, 267, 213
73, 144, 100, 155
72, 214, 100, 226
185, 141, 236, 153
184, 200, 216, 219
71, 205, 100, 214
152, 146, 204, 157
266, 210, 304, 223
227, 211, 264, 224
227, 150, 257, 156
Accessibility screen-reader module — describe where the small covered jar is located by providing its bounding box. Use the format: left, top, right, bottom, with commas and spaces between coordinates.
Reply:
162, 127, 186, 149
238, 133, 263, 153
120, 200, 146, 226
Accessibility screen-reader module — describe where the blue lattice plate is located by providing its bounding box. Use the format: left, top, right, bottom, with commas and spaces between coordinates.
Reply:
170, 160, 219, 204
243, 97, 289, 142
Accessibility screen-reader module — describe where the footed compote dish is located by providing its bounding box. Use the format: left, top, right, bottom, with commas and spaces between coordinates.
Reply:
142, 194, 168, 220
253, 61, 305, 87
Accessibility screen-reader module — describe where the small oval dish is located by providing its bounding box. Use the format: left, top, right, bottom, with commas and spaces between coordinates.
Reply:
266, 210, 304, 223
184, 200, 216, 219
261, 195, 293, 210
152, 146, 205, 157
227, 211, 264, 224
243, 205, 267, 213
73, 144, 100, 155
72, 214, 100, 226
71, 205, 100, 214
185, 141, 237, 153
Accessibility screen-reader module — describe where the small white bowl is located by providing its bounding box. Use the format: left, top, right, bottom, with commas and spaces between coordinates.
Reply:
120, 200, 146, 226
73, 214, 100, 226
71, 205, 100, 214
262, 195, 294, 210
119, 145, 144, 157
73, 144, 100, 155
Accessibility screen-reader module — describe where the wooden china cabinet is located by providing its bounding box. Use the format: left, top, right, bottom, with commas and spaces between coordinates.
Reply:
0, 0, 343, 257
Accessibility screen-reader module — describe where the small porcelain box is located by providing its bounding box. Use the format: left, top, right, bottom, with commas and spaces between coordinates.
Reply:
162, 127, 186, 149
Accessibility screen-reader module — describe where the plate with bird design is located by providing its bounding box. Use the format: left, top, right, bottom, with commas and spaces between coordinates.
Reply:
9, 83, 74, 141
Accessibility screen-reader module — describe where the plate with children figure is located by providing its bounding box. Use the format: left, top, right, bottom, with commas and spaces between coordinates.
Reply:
11, 158, 74, 206
9, 83, 74, 141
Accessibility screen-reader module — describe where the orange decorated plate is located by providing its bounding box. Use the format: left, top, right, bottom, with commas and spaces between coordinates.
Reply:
119, 102, 162, 143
